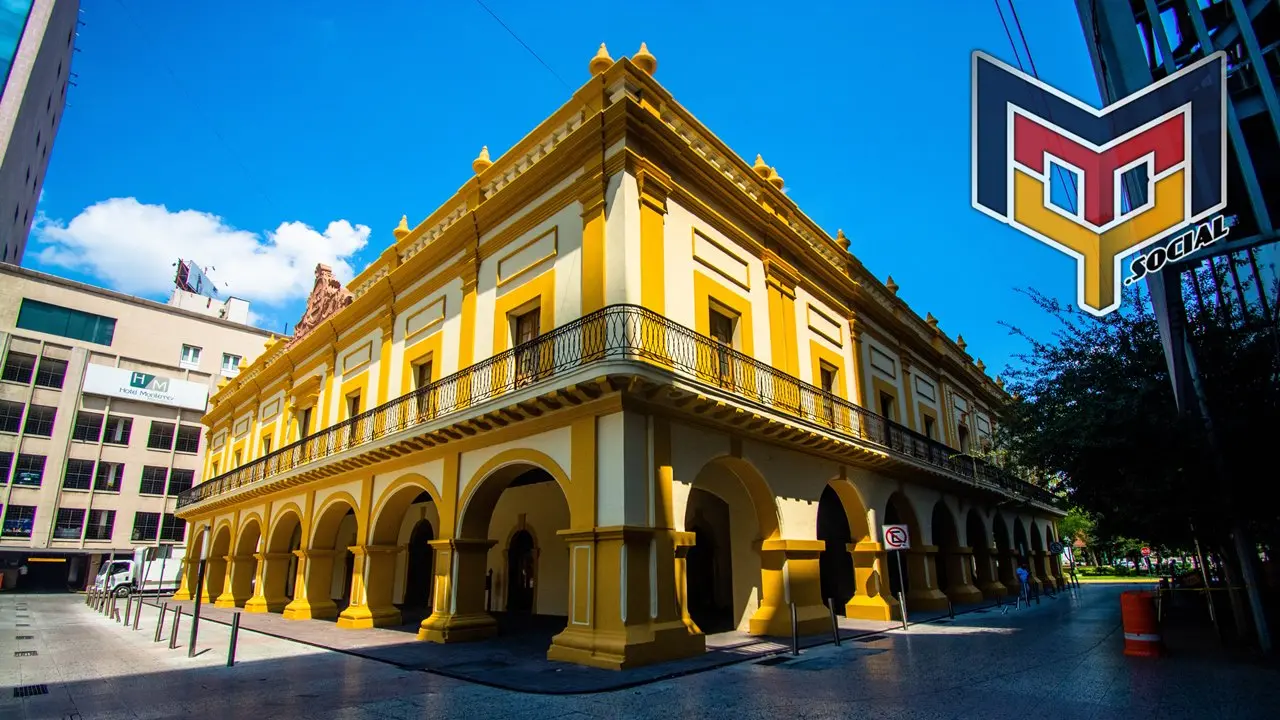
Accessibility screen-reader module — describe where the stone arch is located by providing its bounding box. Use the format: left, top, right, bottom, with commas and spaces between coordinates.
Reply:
931, 500, 978, 602
180, 524, 209, 601
690, 455, 782, 541
824, 478, 872, 543
206, 522, 233, 601
817, 477, 886, 618
360, 473, 445, 626
966, 507, 1003, 599
370, 473, 443, 546
882, 492, 923, 601
992, 512, 1016, 589
458, 449, 575, 538
306, 492, 360, 620
261, 506, 304, 612
229, 516, 263, 607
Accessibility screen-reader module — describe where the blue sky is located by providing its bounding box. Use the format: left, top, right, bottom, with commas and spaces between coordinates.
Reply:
28, 0, 1104, 377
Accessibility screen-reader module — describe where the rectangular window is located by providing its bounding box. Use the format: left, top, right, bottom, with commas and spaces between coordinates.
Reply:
63, 458, 95, 490
819, 363, 838, 424
346, 393, 361, 419
159, 513, 186, 542
210, 460, 220, 477
0, 451, 11, 483
53, 507, 85, 540
167, 468, 195, 496
708, 307, 736, 385
34, 357, 68, 389
174, 424, 201, 454
103, 415, 132, 445
414, 359, 435, 416
958, 425, 971, 454
94, 461, 124, 492
179, 344, 201, 369
132, 511, 160, 542
147, 421, 175, 451
13, 454, 45, 486
16, 298, 117, 345
72, 411, 104, 442
298, 407, 312, 438
514, 308, 541, 386
2, 351, 35, 383
139, 465, 168, 495
221, 353, 241, 376
2, 505, 36, 538
923, 416, 936, 441
85, 509, 115, 540
233, 449, 242, 468
0, 400, 23, 433
261, 435, 272, 456
23, 404, 56, 436
879, 391, 895, 422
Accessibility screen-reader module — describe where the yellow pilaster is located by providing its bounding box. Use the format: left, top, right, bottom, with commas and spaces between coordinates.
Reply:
900, 356, 918, 432
376, 316, 395, 406
939, 545, 984, 605
637, 169, 670, 314
848, 311, 866, 407
287, 549, 338, 620
336, 544, 403, 628
580, 178, 606, 314
213, 554, 239, 608
247, 552, 293, 613
764, 262, 800, 377
905, 546, 949, 611
974, 544, 1009, 599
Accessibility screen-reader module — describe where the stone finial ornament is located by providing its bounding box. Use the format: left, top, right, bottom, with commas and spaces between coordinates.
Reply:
976, 359, 987, 373
956, 334, 968, 352
393, 215, 410, 240
996, 375, 1005, 389
766, 166, 784, 190
885, 275, 899, 295
836, 229, 850, 250
589, 43, 613, 76
926, 312, 939, 330
633, 42, 657, 74
472, 146, 492, 174
752, 154, 770, 178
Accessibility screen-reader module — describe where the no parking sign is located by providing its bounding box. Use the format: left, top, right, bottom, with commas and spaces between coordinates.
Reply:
883, 524, 911, 550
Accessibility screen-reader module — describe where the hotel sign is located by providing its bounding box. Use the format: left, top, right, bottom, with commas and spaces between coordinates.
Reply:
83, 365, 209, 411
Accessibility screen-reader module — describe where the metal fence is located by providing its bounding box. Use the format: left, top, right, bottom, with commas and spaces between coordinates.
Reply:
179, 304, 1056, 509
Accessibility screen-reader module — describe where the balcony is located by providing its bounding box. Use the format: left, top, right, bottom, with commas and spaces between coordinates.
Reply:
179, 305, 1059, 511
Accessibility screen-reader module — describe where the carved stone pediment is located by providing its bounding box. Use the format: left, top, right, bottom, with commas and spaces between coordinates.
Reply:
289, 264, 353, 347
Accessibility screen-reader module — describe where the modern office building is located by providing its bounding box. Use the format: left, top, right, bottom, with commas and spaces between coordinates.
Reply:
0, 263, 274, 590
175, 44, 1063, 671
0, 0, 79, 265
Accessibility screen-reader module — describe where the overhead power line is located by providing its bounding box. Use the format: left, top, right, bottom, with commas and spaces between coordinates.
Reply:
472, 0, 572, 91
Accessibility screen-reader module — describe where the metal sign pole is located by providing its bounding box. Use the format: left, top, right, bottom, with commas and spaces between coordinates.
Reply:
895, 550, 909, 630
187, 528, 211, 658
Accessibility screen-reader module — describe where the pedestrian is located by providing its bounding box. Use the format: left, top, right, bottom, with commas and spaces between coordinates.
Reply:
1015, 563, 1030, 603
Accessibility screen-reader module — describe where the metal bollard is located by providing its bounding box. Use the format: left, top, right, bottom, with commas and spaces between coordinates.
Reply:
155, 602, 168, 642
948, 598, 955, 619
789, 602, 800, 656
124, 594, 133, 625
85, 588, 92, 606
827, 598, 841, 647
227, 612, 241, 667
168, 606, 182, 649
898, 590, 909, 631
133, 598, 142, 631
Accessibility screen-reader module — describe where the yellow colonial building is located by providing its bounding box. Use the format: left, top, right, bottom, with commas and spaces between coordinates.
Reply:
173, 43, 1063, 670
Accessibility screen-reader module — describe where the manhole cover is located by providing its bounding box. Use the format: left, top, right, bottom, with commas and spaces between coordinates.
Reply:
14, 650, 38, 657
16, 635, 34, 640
755, 655, 794, 666
13, 684, 48, 698
854, 634, 887, 643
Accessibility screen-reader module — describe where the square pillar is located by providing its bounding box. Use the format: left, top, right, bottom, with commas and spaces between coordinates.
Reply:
171, 558, 193, 602
997, 549, 1019, 591
548, 527, 705, 671
941, 546, 985, 605
750, 539, 830, 636
213, 555, 239, 608
337, 545, 402, 629
284, 549, 337, 620
974, 545, 1009, 599
245, 552, 293, 613
419, 538, 498, 642
846, 541, 896, 621
905, 546, 949, 611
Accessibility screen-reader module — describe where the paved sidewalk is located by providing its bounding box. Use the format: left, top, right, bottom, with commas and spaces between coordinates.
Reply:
3, 584, 1276, 719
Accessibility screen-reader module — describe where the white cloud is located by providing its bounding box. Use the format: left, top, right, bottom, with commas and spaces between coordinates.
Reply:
34, 198, 371, 307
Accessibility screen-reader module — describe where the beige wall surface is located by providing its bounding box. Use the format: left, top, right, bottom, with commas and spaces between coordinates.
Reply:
0, 265, 275, 554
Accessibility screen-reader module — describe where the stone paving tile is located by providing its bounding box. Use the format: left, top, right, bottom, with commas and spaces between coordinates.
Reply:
3, 584, 1278, 719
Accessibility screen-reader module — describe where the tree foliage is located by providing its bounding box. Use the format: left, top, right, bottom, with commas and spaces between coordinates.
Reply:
995, 270, 1280, 551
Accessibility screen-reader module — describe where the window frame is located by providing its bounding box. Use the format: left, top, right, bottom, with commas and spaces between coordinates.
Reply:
13, 454, 45, 486
166, 468, 195, 497
53, 507, 85, 540
220, 352, 241, 377
63, 458, 95, 490
16, 298, 117, 345
34, 356, 68, 389
2, 505, 36, 538
103, 415, 133, 445
72, 411, 104, 443
85, 509, 116, 541
0, 399, 23, 433
159, 513, 186, 542
139, 465, 168, 495
131, 511, 160, 542
93, 461, 125, 493
146, 421, 176, 451
174, 424, 201, 454
1, 351, 35, 384
23, 404, 57, 436
179, 344, 202, 369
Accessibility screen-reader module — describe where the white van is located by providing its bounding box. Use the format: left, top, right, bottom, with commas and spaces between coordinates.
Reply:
95, 546, 186, 596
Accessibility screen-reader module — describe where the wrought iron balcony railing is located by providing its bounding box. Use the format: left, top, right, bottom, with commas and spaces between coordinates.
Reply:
179, 304, 1057, 509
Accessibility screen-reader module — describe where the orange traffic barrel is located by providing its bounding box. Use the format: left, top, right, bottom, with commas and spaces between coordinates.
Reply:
1120, 590, 1162, 657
